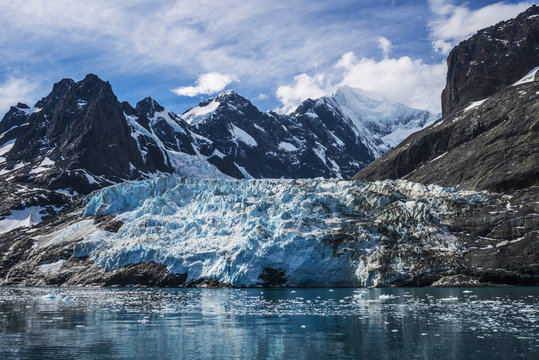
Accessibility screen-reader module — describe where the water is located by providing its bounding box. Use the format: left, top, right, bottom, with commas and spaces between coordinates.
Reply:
0, 287, 537, 359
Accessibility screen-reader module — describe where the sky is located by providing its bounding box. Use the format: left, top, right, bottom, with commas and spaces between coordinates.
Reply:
0, 0, 535, 117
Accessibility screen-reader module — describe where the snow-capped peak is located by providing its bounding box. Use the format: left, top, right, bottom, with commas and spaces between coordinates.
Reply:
331, 86, 388, 104
180, 90, 252, 127
304, 86, 438, 157
135, 97, 165, 119
180, 98, 221, 126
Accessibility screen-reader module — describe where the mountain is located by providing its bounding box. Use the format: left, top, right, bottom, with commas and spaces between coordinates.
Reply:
0, 75, 177, 233
0, 75, 174, 191
181, 87, 436, 179
0, 75, 436, 234
354, 6, 539, 193
442, 5, 539, 116
0, 75, 234, 233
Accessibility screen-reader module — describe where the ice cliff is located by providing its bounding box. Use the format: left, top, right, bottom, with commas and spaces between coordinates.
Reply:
40, 177, 488, 287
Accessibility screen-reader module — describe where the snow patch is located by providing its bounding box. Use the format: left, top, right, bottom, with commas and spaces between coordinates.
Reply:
0, 206, 45, 234
55, 188, 79, 197
181, 99, 220, 126
30, 157, 55, 174
77, 100, 88, 110
464, 99, 488, 112
278, 142, 298, 152
234, 163, 253, 179
512, 66, 539, 86
230, 125, 257, 147
0, 139, 15, 157
38, 260, 66, 274
0, 161, 25, 176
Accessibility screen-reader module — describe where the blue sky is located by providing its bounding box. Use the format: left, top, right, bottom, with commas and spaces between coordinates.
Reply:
0, 0, 534, 116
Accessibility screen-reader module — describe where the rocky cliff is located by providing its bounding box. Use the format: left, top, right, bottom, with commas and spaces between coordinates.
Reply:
441, 5, 538, 116
355, 6, 539, 193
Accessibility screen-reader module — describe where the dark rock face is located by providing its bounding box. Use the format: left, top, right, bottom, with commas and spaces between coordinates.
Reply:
441, 5, 539, 116
354, 80, 539, 192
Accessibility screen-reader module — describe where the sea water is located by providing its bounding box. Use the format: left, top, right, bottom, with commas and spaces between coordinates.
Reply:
0, 287, 537, 359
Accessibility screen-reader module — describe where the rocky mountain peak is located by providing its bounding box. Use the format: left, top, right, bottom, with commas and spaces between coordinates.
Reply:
135, 97, 165, 118
15, 103, 30, 109
34, 78, 74, 109
441, 4, 539, 115
180, 90, 259, 128
215, 89, 245, 102
77, 73, 115, 100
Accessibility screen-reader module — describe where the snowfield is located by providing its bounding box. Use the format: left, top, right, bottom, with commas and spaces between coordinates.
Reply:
39, 177, 491, 287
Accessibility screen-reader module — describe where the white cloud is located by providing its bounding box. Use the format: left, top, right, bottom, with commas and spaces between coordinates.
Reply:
171, 72, 238, 97
428, 0, 531, 54
336, 52, 446, 113
431, 39, 453, 55
275, 74, 327, 113
276, 50, 446, 114
257, 93, 268, 100
0, 76, 41, 116
377, 37, 392, 58
0, 1, 375, 89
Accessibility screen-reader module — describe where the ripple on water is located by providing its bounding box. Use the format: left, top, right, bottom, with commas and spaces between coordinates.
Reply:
0, 287, 537, 359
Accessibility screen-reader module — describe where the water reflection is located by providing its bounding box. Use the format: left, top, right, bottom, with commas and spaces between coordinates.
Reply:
0, 287, 537, 359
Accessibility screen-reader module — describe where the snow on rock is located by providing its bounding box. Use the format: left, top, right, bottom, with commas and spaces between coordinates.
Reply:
38, 260, 66, 274
0, 206, 46, 234
0, 139, 15, 164
234, 163, 253, 179
315, 87, 438, 158
49, 177, 491, 287
181, 99, 220, 126
0, 139, 15, 157
229, 125, 257, 147
30, 157, 55, 174
464, 98, 488, 112
55, 188, 79, 197
278, 142, 298, 152
512, 66, 539, 86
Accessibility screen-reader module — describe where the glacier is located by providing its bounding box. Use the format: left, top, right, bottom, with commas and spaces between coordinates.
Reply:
41, 177, 490, 287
